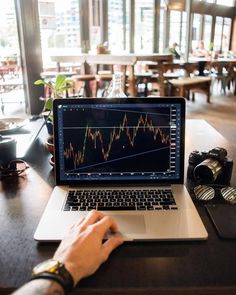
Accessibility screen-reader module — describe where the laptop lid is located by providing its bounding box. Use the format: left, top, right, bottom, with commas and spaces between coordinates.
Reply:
53, 97, 185, 186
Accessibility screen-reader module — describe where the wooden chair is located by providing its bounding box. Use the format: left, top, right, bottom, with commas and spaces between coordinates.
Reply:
71, 61, 96, 97
72, 74, 96, 97
85, 55, 136, 97
210, 61, 232, 94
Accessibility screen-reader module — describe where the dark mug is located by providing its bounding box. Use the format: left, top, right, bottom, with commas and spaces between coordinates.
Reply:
0, 136, 17, 169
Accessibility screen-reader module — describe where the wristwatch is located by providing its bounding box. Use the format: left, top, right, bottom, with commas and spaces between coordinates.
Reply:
31, 259, 74, 295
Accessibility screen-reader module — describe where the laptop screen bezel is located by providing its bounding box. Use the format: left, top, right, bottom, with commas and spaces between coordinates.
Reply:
53, 97, 185, 186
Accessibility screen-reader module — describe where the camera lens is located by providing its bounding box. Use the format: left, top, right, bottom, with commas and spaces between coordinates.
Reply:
194, 158, 223, 183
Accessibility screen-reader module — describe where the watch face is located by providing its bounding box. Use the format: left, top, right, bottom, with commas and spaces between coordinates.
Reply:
33, 259, 60, 275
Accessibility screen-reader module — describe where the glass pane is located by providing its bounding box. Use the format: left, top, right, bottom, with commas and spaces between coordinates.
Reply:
216, 0, 234, 6
125, 0, 130, 52
168, 10, 187, 58
169, 11, 181, 47
108, 0, 126, 53
180, 12, 187, 57
191, 13, 202, 52
134, 0, 154, 53
203, 15, 212, 51
90, 0, 101, 51
0, 1, 24, 114
214, 16, 223, 52
222, 18, 231, 52
159, 8, 164, 53
38, 0, 81, 69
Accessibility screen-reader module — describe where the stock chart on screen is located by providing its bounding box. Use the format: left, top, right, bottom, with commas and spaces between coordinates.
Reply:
56, 102, 182, 181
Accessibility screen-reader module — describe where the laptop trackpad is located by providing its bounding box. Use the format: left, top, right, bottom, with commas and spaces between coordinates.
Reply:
111, 215, 146, 234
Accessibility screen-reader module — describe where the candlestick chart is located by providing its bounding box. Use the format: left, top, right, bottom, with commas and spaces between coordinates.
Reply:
61, 106, 174, 174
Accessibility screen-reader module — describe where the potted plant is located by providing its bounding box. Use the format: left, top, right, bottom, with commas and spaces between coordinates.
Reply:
34, 74, 74, 166
34, 74, 74, 134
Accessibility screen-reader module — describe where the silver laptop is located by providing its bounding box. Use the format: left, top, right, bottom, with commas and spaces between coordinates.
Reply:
34, 97, 208, 242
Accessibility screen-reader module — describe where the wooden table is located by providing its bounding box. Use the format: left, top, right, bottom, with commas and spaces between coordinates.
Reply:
50, 54, 173, 96
1, 119, 236, 295
169, 76, 212, 102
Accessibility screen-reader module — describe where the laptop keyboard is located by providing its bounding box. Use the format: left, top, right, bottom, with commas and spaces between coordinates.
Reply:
63, 189, 178, 211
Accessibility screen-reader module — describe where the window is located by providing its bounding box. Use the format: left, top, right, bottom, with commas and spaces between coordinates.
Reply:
134, 0, 154, 53
169, 11, 181, 47
192, 13, 202, 52
222, 18, 231, 52
38, 0, 81, 69
0, 2, 21, 65
90, 0, 101, 51
0, 1, 24, 110
203, 15, 212, 51
216, 0, 235, 6
180, 12, 187, 55
169, 10, 187, 57
159, 1, 165, 53
214, 16, 223, 52
108, 0, 126, 52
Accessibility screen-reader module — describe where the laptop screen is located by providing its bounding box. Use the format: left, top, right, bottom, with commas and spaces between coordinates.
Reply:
53, 97, 185, 185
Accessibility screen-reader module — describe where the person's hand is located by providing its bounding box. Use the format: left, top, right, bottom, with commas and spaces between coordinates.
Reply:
53, 210, 124, 285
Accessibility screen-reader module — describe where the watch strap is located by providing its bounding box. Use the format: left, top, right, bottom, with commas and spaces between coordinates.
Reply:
31, 262, 74, 295
30, 273, 68, 294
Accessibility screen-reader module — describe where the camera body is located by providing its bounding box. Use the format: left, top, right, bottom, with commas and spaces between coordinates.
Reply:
187, 147, 233, 186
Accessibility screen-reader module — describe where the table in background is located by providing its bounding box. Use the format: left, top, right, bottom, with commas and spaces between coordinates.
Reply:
1, 119, 236, 295
50, 53, 173, 96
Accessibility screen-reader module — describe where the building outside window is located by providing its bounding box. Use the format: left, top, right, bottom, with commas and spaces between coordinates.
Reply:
0, 0, 24, 111
169, 11, 181, 48
192, 13, 202, 53
38, 0, 81, 69
90, 0, 101, 51
222, 17, 232, 52
108, 0, 126, 52
169, 10, 187, 57
214, 16, 223, 52
134, 0, 154, 53
216, 0, 235, 6
159, 1, 165, 53
203, 15, 212, 51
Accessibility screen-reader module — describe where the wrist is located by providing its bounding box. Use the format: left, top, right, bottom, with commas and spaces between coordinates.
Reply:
62, 261, 83, 285
31, 259, 74, 295
29, 276, 65, 294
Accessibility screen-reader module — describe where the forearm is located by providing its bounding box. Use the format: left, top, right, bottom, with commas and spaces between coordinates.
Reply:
11, 279, 65, 295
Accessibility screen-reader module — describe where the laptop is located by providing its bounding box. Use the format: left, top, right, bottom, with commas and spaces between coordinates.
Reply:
34, 97, 208, 242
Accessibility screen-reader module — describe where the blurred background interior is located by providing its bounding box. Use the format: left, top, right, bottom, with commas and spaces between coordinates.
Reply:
1, 0, 236, 146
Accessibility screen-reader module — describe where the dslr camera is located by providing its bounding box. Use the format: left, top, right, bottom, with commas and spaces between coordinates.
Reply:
187, 147, 233, 186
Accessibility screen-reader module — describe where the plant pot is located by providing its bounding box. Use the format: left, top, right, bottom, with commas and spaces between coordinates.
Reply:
46, 135, 54, 167
46, 135, 54, 155
45, 120, 53, 135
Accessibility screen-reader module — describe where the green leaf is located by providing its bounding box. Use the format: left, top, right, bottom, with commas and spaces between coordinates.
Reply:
34, 80, 54, 93
34, 79, 46, 85
55, 74, 67, 91
44, 97, 53, 111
